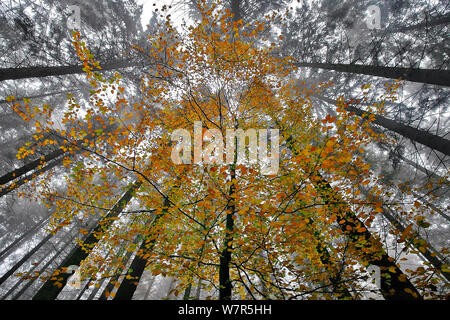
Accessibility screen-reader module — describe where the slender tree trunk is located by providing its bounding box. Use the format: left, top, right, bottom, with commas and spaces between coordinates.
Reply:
98, 236, 142, 300
32, 180, 142, 300
360, 187, 450, 282
0, 233, 53, 286
183, 284, 192, 300
195, 278, 202, 299
284, 134, 422, 299
396, 153, 449, 186
86, 277, 105, 300
0, 89, 79, 105
112, 197, 169, 300
165, 277, 175, 299
230, 0, 241, 22
316, 95, 450, 156
391, 13, 450, 33
0, 213, 51, 261
311, 224, 353, 299
219, 164, 236, 300
0, 59, 139, 82
1, 247, 48, 299
11, 234, 74, 300
410, 191, 450, 223
76, 244, 118, 300
294, 62, 450, 87
312, 173, 422, 299
0, 149, 65, 187
0, 156, 63, 197
143, 275, 156, 300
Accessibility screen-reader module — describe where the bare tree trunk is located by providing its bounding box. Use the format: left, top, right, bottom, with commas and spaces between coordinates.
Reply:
219, 164, 236, 300
112, 197, 169, 300
143, 275, 156, 300
0, 89, 79, 105
98, 236, 142, 300
294, 62, 450, 87
0, 233, 53, 286
316, 95, 450, 156
1, 248, 48, 299
195, 278, 202, 300
284, 134, 422, 299
11, 234, 75, 300
0, 212, 51, 260
165, 277, 175, 299
0, 156, 63, 197
32, 180, 142, 300
0, 60, 139, 82
391, 13, 450, 33
0, 148, 66, 187
360, 187, 450, 282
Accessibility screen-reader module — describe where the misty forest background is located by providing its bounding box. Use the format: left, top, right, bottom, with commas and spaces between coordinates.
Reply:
0, 0, 449, 300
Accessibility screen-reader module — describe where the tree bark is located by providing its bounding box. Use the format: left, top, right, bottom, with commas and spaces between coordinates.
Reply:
316, 95, 450, 156
0, 212, 51, 261
294, 62, 450, 87
360, 187, 450, 282
284, 134, 422, 299
32, 180, 142, 300
10, 234, 74, 300
0, 233, 53, 286
113, 197, 170, 300
0, 60, 139, 82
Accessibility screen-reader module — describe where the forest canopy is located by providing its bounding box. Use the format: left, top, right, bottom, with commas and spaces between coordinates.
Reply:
0, 0, 448, 301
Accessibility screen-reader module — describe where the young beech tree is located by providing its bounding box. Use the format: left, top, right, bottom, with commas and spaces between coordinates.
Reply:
10, 2, 448, 300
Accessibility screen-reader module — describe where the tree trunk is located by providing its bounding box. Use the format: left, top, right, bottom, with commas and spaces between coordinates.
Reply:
1, 247, 48, 299
0, 233, 53, 286
112, 197, 169, 300
143, 274, 156, 300
0, 148, 65, 187
410, 191, 450, 223
360, 187, 450, 283
311, 224, 353, 299
195, 278, 202, 299
219, 164, 236, 300
316, 95, 450, 156
391, 13, 450, 33
0, 89, 79, 105
98, 236, 142, 300
10, 234, 74, 300
311, 173, 422, 299
294, 62, 450, 87
0, 156, 64, 197
32, 180, 142, 300
0, 212, 51, 260
183, 284, 192, 300
230, 0, 241, 22
284, 134, 422, 299
0, 60, 139, 82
